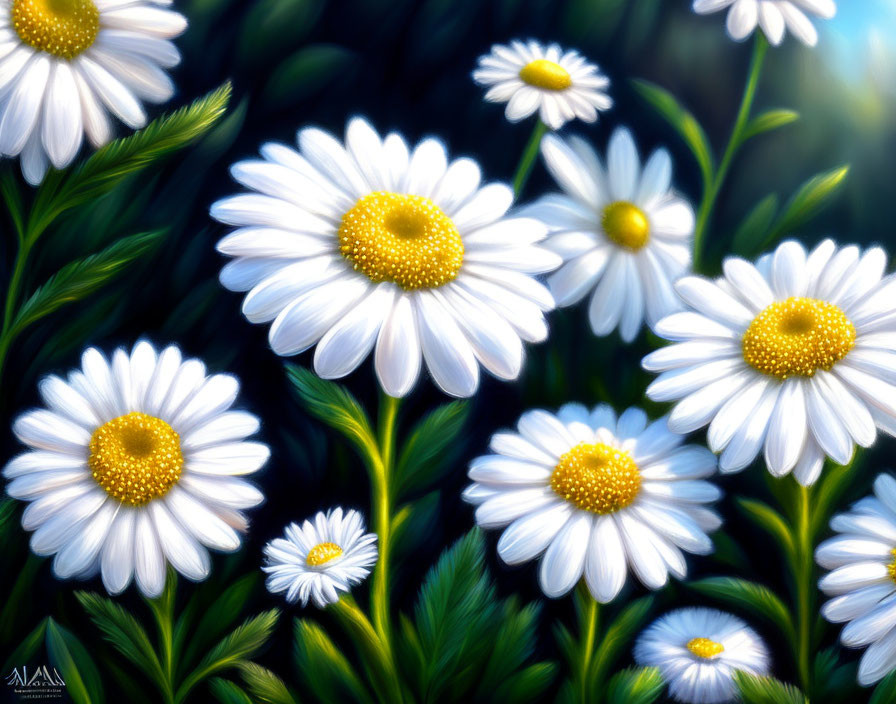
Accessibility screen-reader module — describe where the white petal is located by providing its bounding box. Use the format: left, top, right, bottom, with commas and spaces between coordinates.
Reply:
539, 512, 591, 598
375, 294, 422, 398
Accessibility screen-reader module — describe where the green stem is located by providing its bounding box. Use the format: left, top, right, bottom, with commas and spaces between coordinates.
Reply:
512, 120, 548, 197
579, 589, 599, 704
146, 572, 177, 704
693, 33, 768, 271
793, 482, 813, 694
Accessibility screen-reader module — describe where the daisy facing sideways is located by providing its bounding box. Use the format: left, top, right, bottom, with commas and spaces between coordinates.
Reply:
645, 239, 896, 485
3, 341, 268, 597
463, 403, 721, 602
634, 607, 770, 704
0, 0, 187, 184
472, 40, 612, 130
693, 0, 837, 47
522, 127, 694, 342
212, 116, 560, 399
263, 508, 377, 608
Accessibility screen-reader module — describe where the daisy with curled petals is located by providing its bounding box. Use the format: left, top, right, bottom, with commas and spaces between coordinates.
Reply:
817, 474, 896, 686
463, 403, 721, 602
263, 508, 377, 608
521, 127, 694, 342
634, 607, 770, 704
0, 0, 187, 184
693, 0, 836, 47
3, 341, 268, 598
472, 40, 612, 130
211, 117, 560, 399
645, 239, 896, 485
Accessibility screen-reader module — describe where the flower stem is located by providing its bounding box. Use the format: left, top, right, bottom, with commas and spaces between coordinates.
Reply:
578, 587, 600, 704
513, 120, 548, 197
793, 481, 814, 694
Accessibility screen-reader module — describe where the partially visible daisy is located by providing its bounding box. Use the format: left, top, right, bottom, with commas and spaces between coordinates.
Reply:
634, 607, 770, 704
3, 341, 268, 597
211, 117, 559, 399
463, 403, 721, 602
521, 128, 693, 342
645, 239, 896, 485
693, 0, 837, 47
472, 40, 612, 130
263, 508, 377, 608
817, 474, 896, 686
0, 0, 187, 184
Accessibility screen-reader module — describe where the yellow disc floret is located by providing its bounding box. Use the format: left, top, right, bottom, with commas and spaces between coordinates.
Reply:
519, 59, 572, 91
602, 202, 650, 251
742, 297, 856, 380
887, 549, 896, 584
550, 442, 641, 514
89, 412, 183, 506
687, 637, 725, 659
12, 0, 100, 60
306, 542, 344, 567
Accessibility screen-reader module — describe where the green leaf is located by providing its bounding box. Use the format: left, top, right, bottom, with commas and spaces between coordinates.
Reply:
735, 671, 808, 704
391, 490, 440, 561
395, 401, 469, 496
45, 617, 104, 704
209, 678, 255, 704
591, 595, 655, 691
871, 668, 896, 704
605, 666, 665, 704
264, 45, 356, 109
731, 194, 779, 257
493, 662, 557, 704
736, 498, 795, 558
762, 165, 850, 248
813, 648, 856, 704
743, 109, 800, 141
1, 618, 48, 676
294, 618, 371, 704
237, 662, 300, 704
0, 496, 16, 534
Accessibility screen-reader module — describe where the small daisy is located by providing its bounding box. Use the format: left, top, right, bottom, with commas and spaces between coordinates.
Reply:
693, 0, 836, 47
472, 40, 612, 130
463, 403, 721, 602
634, 607, 771, 704
522, 128, 693, 342
3, 341, 268, 598
0, 0, 187, 184
263, 508, 377, 608
211, 117, 559, 399
817, 474, 896, 686
645, 240, 896, 485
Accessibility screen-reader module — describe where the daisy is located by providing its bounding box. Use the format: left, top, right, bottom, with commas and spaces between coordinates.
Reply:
644, 239, 896, 485
262, 508, 377, 608
817, 473, 896, 686
463, 403, 721, 602
211, 116, 560, 399
3, 341, 268, 598
472, 40, 612, 130
521, 128, 694, 342
634, 607, 771, 704
693, 0, 836, 47
0, 0, 187, 184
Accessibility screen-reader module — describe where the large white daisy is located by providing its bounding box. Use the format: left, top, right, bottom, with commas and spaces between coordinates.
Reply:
263, 508, 377, 608
634, 607, 771, 704
645, 239, 896, 485
521, 128, 693, 342
211, 117, 560, 399
472, 40, 612, 130
693, 0, 836, 47
3, 341, 268, 597
817, 474, 896, 686
463, 403, 721, 602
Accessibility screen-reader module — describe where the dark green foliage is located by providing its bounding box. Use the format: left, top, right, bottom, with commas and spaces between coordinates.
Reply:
395, 401, 470, 497
735, 672, 809, 704
605, 667, 664, 704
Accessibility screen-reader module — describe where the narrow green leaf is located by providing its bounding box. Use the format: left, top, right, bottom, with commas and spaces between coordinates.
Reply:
493, 662, 557, 704
605, 666, 665, 704
237, 662, 299, 704
731, 194, 779, 257
395, 401, 469, 496
591, 595, 655, 691
263, 45, 356, 109
871, 668, 896, 704
294, 618, 372, 704
736, 498, 795, 557
209, 678, 254, 704
735, 671, 808, 704
0, 496, 16, 534
1, 618, 48, 676
743, 109, 800, 141
45, 617, 103, 704
762, 165, 850, 248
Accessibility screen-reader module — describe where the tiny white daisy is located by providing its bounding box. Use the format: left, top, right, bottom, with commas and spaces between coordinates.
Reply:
522, 127, 694, 342
645, 239, 896, 485
211, 116, 560, 399
0, 0, 187, 184
817, 473, 896, 686
3, 341, 268, 597
263, 508, 377, 608
463, 403, 721, 602
634, 607, 771, 704
693, 0, 836, 47
472, 40, 612, 130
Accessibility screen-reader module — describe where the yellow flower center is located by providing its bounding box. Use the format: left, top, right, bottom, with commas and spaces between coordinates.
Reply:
306, 542, 344, 567
550, 442, 641, 514
602, 202, 650, 251
741, 297, 856, 380
887, 549, 896, 584
687, 637, 725, 659
89, 412, 183, 506
338, 192, 464, 291
518, 59, 572, 91
12, 0, 100, 60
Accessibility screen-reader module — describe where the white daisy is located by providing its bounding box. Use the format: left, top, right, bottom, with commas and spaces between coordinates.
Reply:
3, 341, 268, 598
644, 239, 896, 485
693, 0, 836, 47
262, 508, 377, 608
463, 403, 721, 602
522, 128, 694, 342
211, 116, 560, 399
817, 473, 896, 686
0, 0, 187, 185
634, 607, 771, 704
472, 40, 612, 130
